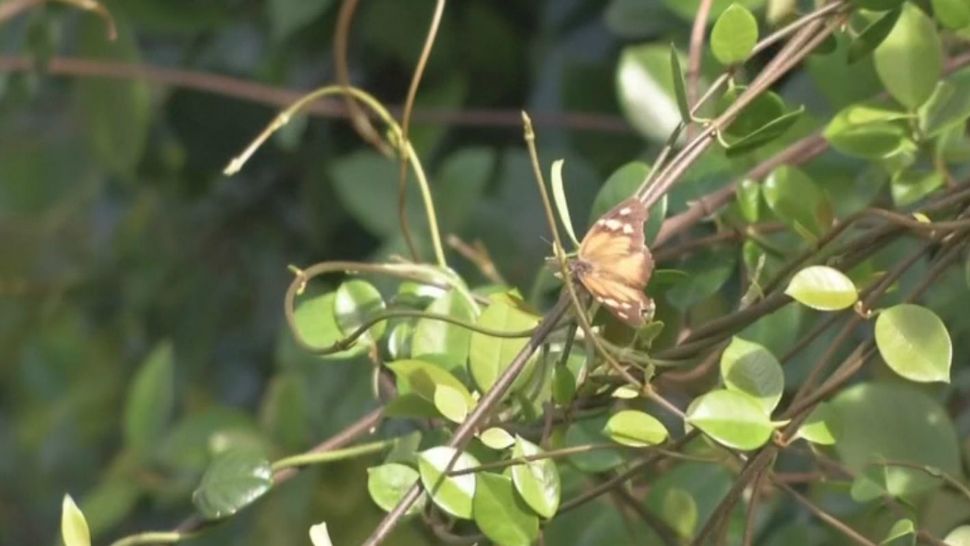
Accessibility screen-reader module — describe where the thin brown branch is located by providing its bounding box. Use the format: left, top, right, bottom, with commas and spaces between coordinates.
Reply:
396, 0, 447, 262
0, 55, 633, 133
333, 0, 390, 155
773, 480, 878, 546
687, 0, 714, 111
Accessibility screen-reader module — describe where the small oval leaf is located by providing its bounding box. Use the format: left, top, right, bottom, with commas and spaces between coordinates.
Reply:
720, 337, 784, 414
795, 402, 839, 445
367, 463, 425, 516
412, 291, 475, 370
434, 385, 470, 423
686, 389, 774, 450
469, 297, 540, 391
511, 436, 561, 519
944, 525, 970, 546
418, 447, 479, 519
785, 266, 859, 311
309, 522, 334, 546
192, 448, 273, 519
875, 304, 952, 383
292, 291, 364, 359
603, 410, 669, 447
873, 3, 943, 109
479, 427, 516, 450
710, 3, 759, 65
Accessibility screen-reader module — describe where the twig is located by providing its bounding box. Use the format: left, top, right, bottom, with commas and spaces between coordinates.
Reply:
773, 480, 878, 546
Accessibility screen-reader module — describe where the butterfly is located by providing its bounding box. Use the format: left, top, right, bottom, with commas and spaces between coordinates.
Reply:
571, 197, 655, 328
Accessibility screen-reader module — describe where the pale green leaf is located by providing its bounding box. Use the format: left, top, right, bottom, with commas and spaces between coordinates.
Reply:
875, 304, 952, 383
473, 473, 539, 546
686, 389, 774, 450
603, 410, 669, 447
873, 3, 943, 109
710, 3, 759, 65
61, 495, 91, 546
785, 265, 859, 311
719, 337, 784, 413
511, 437, 561, 519
418, 447, 479, 519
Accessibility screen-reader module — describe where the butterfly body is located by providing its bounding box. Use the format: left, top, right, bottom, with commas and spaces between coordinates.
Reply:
572, 198, 655, 327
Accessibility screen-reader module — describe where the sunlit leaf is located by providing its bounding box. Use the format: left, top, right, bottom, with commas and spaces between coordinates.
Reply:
469, 297, 539, 391
944, 526, 970, 546
309, 521, 334, 546
710, 3, 759, 65
292, 291, 365, 359
551, 159, 581, 247
875, 304, 952, 383
603, 410, 669, 447
511, 436, 561, 519
795, 403, 839, 445
367, 463, 425, 515
418, 447, 479, 519
785, 265, 859, 311
873, 3, 943, 109
687, 389, 774, 450
616, 44, 683, 141
412, 290, 475, 370
61, 495, 91, 546
719, 337, 784, 413
334, 280, 386, 345
479, 427, 516, 450
473, 473, 539, 546
433, 384, 469, 423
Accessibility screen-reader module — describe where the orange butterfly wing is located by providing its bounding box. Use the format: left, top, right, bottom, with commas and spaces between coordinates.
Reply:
576, 198, 655, 327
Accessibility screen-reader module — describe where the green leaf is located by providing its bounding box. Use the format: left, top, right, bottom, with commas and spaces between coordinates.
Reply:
736, 178, 761, 222
932, 0, 970, 28
919, 68, 970, 137
268, 0, 333, 41
686, 389, 774, 450
725, 106, 804, 156
412, 290, 475, 370
719, 337, 784, 414
192, 448, 273, 519
763, 166, 832, 239
309, 522, 334, 546
61, 495, 91, 546
795, 402, 839, 445
944, 526, 970, 546
474, 473, 540, 546
124, 341, 175, 457
710, 3, 759, 65
616, 44, 684, 141
330, 150, 423, 237
74, 16, 151, 175
603, 410, 669, 447
666, 248, 736, 310
831, 382, 962, 498
875, 304, 952, 383
551, 159, 581, 248
433, 385, 469, 423
367, 463, 425, 516
479, 427, 516, 450
565, 417, 626, 473
259, 372, 310, 451
873, 3, 943, 109
418, 447, 480, 519
334, 280, 387, 345
469, 298, 540, 391
661, 488, 698, 539
662, 0, 765, 21
510, 436, 561, 519
785, 265, 859, 311
891, 170, 944, 207
848, 8, 901, 63
292, 291, 364, 359
882, 519, 915, 545
670, 44, 691, 123
387, 359, 474, 418
824, 101, 912, 158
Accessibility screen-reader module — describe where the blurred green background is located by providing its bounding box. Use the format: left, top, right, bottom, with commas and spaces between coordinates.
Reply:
5, 0, 970, 545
